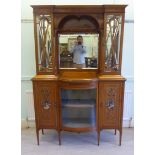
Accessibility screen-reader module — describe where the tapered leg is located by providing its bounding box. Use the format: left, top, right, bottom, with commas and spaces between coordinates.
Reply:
42, 129, 44, 135
36, 129, 39, 145
114, 129, 117, 135
97, 130, 100, 146
58, 131, 61, 145
119, 129, 122, 146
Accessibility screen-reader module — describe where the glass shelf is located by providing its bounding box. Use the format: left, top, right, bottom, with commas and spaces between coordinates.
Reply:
62, 99, 95, 108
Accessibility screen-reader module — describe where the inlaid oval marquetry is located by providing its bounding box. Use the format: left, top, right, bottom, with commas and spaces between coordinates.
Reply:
42, 100, 51, 110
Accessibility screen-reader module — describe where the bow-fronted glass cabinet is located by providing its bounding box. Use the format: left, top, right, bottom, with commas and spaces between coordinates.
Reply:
31, 5, 127, 146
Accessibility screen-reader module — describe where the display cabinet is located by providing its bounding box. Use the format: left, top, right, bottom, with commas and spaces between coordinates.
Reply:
31, 5, 127, 146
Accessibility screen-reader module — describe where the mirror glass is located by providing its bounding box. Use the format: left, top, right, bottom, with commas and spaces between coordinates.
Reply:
59, 34, 99, 69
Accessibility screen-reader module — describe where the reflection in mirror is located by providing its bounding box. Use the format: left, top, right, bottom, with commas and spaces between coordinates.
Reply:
59, 34, 99, 69
36, 15, 52, 72
105, 15, 122, 72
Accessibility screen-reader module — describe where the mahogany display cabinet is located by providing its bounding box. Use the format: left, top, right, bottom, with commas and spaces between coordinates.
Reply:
31, 5, 127, 146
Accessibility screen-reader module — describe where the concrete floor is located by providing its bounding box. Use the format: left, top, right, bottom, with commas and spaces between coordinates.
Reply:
21, 128, 134, 155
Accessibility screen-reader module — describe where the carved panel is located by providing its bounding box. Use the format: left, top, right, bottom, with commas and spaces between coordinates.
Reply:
99, 82, 120, 128
58, 15, 99, 30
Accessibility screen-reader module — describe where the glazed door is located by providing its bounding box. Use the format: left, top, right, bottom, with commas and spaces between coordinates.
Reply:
34, 82, 57, 129
61, 89, 96, 131
33, 10, 56, 74
99, 82, 121, 129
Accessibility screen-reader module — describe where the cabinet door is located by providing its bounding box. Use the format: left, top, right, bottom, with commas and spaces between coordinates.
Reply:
99, 14, 125, 74
34, 82, 57, 129
99, 82, 122, 129
33, 12, 55, 74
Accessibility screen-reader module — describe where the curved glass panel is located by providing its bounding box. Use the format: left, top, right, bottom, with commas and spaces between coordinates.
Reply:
61, 89, 96, 128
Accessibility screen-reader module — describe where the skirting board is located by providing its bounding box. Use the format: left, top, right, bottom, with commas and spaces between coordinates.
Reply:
21, 119, 35, 129
21, 118, 134, 129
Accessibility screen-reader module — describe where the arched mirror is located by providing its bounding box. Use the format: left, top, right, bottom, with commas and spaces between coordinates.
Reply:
57, 15, 99, 69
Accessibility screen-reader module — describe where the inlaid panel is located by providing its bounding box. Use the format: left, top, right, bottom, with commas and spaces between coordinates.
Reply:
99, 82, 121, 128
35, 82, 57, 128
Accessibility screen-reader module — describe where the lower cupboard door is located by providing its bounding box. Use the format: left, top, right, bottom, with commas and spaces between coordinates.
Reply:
99, 82, 121, 129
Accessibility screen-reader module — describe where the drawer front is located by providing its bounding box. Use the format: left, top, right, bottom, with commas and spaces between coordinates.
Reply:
59, 81, 97, 89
